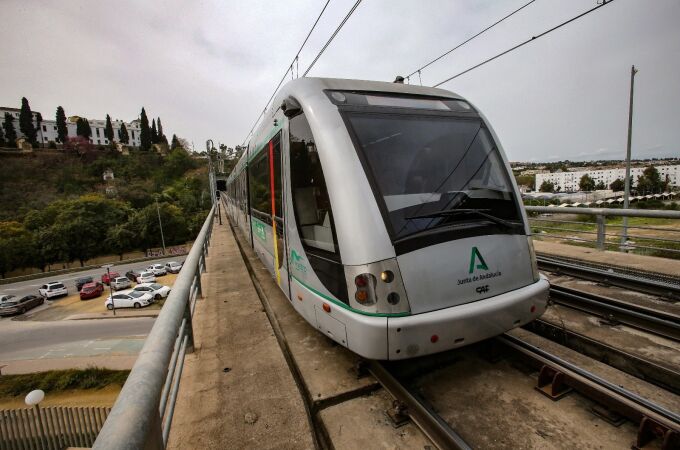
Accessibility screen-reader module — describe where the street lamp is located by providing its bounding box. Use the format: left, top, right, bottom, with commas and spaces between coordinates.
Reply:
102, 264, 116, 316
25, 389, 47, 448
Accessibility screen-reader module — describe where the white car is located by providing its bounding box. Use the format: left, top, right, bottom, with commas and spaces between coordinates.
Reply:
164, 261, 183, 274
38, 282, 68, 299
105, 291, 153, 309
0, 294, 16, 304
111, 277, 132, 291
136, 271, 156, 284
146, 264, 167, 276
132, 283, 171, 301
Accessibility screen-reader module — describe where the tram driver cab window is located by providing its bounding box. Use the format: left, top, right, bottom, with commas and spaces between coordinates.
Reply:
290, 118, 338, 254
290, 111, 348, 303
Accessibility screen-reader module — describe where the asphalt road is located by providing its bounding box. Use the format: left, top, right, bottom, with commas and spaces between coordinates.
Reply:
0, 256, 183, 300
0, 317, 154, 362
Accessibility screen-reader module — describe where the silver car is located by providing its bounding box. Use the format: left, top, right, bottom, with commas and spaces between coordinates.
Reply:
111, 277, 132, 291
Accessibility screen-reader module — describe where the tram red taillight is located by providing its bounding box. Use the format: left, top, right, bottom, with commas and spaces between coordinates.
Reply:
354, 274, 377, 305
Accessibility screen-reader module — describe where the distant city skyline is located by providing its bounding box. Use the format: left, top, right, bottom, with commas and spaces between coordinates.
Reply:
1, 0, 679, 161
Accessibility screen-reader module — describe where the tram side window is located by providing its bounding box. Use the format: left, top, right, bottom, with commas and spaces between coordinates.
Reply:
249, 151, 271, 224
290, 112, 348, 303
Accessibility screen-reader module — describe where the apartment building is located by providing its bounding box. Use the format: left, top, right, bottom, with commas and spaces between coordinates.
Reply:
535, 165, 680, 192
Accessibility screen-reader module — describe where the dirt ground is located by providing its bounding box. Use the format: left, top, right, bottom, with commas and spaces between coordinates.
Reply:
20, 273, 178, 321
0, 385, 121, 409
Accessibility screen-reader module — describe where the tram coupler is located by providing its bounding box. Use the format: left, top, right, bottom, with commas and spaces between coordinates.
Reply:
535, 365, 573, 400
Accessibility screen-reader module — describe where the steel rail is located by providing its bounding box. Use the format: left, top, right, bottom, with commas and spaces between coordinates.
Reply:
366, 361, 471, 450
527, 319, 680, 395
537, 256, 680, 300
498, 333, 680, 435
525, 205, 680, 219
549, 285, 680, 341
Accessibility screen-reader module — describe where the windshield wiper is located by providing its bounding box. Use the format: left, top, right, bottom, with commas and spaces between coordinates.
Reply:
405, 208, 522, 229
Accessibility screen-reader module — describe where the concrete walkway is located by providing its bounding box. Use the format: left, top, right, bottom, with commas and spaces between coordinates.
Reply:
167, 221, 313, 449
534, 239, 680, 276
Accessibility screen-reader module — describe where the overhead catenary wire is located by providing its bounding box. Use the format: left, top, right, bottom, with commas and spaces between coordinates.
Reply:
241, 0, 332, 146
405, 0, 538, 80
302, 0, 363, 77
433, 0, 616, 87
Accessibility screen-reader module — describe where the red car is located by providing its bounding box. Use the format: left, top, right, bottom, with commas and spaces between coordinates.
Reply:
80, 282, 104, 300
101, 271, 120, 285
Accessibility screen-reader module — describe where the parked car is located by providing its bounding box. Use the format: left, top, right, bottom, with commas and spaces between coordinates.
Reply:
75, 276, 94, 291
101, 271, 121, 285
0, 295, 44, 316
164, 261, 183, 274
105, 291, 153, 310
80, 282, 104, 300
146, 264, 167, 276
136, 271, 156, 283
0, 294, 16, 304
38, 282, 68, 299
111, 277, 132, 291
125, 269, 142, 282
132, 283, 171, 301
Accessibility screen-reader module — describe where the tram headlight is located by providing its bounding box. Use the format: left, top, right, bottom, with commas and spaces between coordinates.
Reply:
527, 236, 540, 282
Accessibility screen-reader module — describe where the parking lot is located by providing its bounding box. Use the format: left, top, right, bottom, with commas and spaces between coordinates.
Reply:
0, 257, 182, 322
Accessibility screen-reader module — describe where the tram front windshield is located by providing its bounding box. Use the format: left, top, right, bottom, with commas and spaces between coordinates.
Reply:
345, 112, 523, 242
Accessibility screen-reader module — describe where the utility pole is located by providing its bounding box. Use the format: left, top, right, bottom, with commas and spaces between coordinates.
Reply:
156, 199, 166, 255
621, 65, 637, 249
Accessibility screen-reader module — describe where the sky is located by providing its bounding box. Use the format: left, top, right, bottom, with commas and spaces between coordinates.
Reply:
1, 0, 678, 162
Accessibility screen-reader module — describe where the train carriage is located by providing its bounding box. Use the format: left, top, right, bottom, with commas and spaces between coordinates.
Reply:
225, 77, 549, 360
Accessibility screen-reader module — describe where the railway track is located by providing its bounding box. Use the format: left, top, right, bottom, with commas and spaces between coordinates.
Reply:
366, 361, 472, 450
537, 254, 680, 300
548, 284, 680, 341
498, 333, 680, 450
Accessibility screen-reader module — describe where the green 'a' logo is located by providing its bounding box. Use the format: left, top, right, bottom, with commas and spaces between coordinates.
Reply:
290, 249, 303, 262
469, 247, 488, 274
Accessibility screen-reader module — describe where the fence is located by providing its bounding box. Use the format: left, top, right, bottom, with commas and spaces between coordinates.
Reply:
525, 206, 680, 258
0, 406, 110, 450
91, 202, 217, 450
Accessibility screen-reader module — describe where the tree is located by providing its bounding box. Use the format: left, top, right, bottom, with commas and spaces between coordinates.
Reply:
35, 112, 43, 147
19, 97, 37, 145
157, 117, 166, 143
610, 178, 625, 192
637, 166, 666, 194
118, 122, 129, 144
539, 180, 555, 192
76, 118, 92, 139
0, 221, 33, 278
579, 174, 595, 191
0, 120, 4, 147
56, 106, 68, 143
3, 113, 17, 145
140, 108, 151, 150
171, 134, 180, 150
105, 114, 115, 143
595, 181, 606, 190
151, 118, 159, 144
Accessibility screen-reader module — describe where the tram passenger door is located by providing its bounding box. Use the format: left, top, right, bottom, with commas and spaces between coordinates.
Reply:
270, 132, 291, 298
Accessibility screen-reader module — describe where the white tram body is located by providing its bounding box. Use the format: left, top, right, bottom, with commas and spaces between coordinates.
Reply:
225, 78, 549, 360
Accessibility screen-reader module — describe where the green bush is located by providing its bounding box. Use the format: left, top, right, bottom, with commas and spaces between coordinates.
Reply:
0, 368, 129, 397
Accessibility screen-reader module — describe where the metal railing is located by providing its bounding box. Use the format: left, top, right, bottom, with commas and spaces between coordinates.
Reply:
526, 206, 680, 257
92, 204, 216, 450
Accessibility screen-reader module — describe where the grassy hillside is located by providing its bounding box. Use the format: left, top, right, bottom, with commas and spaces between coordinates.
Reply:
0, 149, 207, 221
0, 148, 210, 276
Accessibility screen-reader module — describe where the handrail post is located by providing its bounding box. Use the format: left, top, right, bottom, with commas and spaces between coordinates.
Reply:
183, 301, 195, 354
596, 214, 605, 251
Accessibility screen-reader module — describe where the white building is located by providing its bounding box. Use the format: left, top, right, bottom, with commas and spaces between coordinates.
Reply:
535, 165, 680, 192
1, 106, 142, 147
